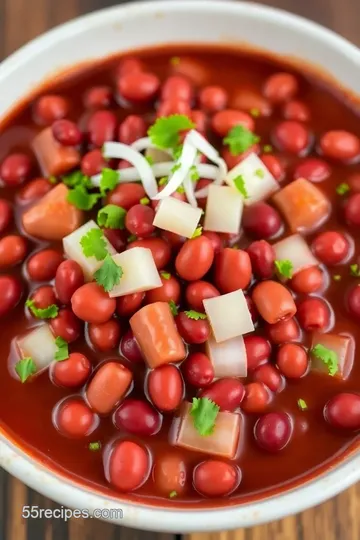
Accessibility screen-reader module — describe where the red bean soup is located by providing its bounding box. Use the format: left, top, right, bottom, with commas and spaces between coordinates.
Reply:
1, 45, 360, 507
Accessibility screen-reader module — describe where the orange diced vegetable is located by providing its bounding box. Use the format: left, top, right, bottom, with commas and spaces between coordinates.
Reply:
32, 127, 80, 176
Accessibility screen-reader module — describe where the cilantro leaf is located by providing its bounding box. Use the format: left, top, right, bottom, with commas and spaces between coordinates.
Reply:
298, 399, 308, 411
148, 115, 195, 150
89, 441, 101, 452
171, 163, 181, 174
94, 254, 123, 292
255, 168, 265, 178
169, 491, 177, 498
145, 155, 154, 165
274, 259, 293, 279
233, 175, 249, 199
99, 168, 119, 195
336, 183, 350, 196
80, 228, 108, 260
190, 165, 200, 182
62, 170, 91, 189
140, 197, 150, 205
184, 310, 207, 320
26, 299, 59, 320
190, 397, 220, 436
176, 185, 185, 194
223, 125, 260, 156
350, 264, 360, 277
192, 226, 202, 239
173, 145, 183, 160
161, 271, 171, 280
15, 357, 37, 383
169, 300, 178, 316
158, 177, 168, 186
55, 337, 69, 362
263, 144, 273, 153
311, 344, 338, 376
97, 204, 126, 229
67, 184, 101, 210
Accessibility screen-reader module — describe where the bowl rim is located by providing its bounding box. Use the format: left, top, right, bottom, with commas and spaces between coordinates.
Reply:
1, 0, 360, 531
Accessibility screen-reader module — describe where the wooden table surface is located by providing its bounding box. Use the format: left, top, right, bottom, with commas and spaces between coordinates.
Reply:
1, 0, 360, 539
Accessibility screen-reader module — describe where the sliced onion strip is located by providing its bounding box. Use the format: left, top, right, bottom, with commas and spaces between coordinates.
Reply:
153, 140, 197, 200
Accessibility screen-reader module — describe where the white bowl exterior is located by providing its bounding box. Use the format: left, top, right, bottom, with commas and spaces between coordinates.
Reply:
1, 0, 360, 531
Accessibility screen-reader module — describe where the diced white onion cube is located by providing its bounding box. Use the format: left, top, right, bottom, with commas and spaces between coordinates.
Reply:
17, 325, 57, 373
153, 197, 202, 238
62, 220, 116, 281
311, 332, 354, 380
226, 153, 279, 206
203, 289, 254, 343
273, 234, 319, 277
203, 185, 243, 234
108, 247, 161, 298
206, 334, 247, 378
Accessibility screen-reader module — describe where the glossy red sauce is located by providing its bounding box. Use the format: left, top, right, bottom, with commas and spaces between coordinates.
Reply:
1, 45, 360, 508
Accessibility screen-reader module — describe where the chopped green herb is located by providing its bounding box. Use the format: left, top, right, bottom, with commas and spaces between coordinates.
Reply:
49, 175, 57, 185
190, 397, 220, 436
54, 337, 69, 362
158, 177, 168, 186
97, 204, 126, 229
67, 184, 101, 211
127, 234, 137, 243
350, 264, 360, 277
250, 108, 260, 118
148, 115, 195, 151
15, 357, 36, 383
169, 491, 178, 498
169, 300, 178, 316
62, 170, 91, 189
170, 56, 180, 66
171, 163, 182, 174
190, 165, 200, 182
333, 274, 342, 281
161, 271, 171, 280
94, 254, 123, 292
99, 168, 119, 195
274, 259, 293, 279
233, 175, 249, 199
192, 226, 202, 239
336, 183, 350, 196
176, 185, 185, 194
173, 145, 183, 160
311, 344, 338, 376
263, 144, 273, 153
255, 168, 265, 178
140, 197, 150, 205
145, 155, 154, 166
25, 299, 59, 320
223, 125, 260, 156
89, 441, 102, 452
80, 228, 108, 261
297, 399, 308, 411
184, 310, 207, 320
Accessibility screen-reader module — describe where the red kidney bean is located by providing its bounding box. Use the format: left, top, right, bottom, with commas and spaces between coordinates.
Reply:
246, 295, 259, 324
107, 182, 146, 210
193, 460, 240, 497
346, 285, 360, 319
214, 248, 252, 293
0, 153, 32, 186
29, 285, 57, 310
71, 283, 116, 324
254, 364, 284, 393
120, 329, 144, 363
87, 110, 117, 148
276, 343, 308, 379
50, 308, 82, 343
27, 249, 63, 281
211, 109, 254, 137
118, 115, 147, 145
290, 266, 324, 294
175, 312, 210, 345
202, 231, 223, 254
0, 235, 27, 268
52, 119, 82, 146
114, 399, 162, 436
103, 228, 127, 253
0, 275, 22, 317
348, 173, 360, 193
182, 352, 214, 388
297, 297, 330, 331
241, 382, 271, 414
157, 99, 192, 118
55, 398, 97, 438
175, 236, 214, 281
272, 120, 310, 154
34, 95, 69, 125
222, 145, 260, 170
89, 319, 122, 351
320, 130, 360, 161
244, 335, 271, 371
260, 154, 285, 181
231, 89, 272, 116
324, 393, 360, 430
160, 230, 186, 252
312, 231, 350, 265
254, 412, 293, 452
161, 75, 193, 102
81, 149, 108, 177
294, 157, 331, 182
117, 57, 144, 78
283, 100, 310, 122
52, 352, 92, 388
185, 281, 220, 312
148, 365, 184, 411
243, 202, 282, 239
127, 237, 171, 270
266, 317, 301, 344
263, 73, 298, 103
153, 452, 187, 496
117, 292, 144, 317
191, 110, 207, 133
200, 378, 245, 412
344, 193, 360, 226
199, 86, 228, 113
125, 204, 155, 237
146, 275, 181, 305
252, 281, 296, 324
119, 72, 160, 102
55, 260, 85, 305
0, 199, 12, 233
84, 85, 113, 109
247, 240, 275, 280
109, 440, 149, 492
17, 178, 52, 204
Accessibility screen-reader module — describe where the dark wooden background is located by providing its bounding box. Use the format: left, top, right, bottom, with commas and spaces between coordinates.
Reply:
1, 0, 360, 538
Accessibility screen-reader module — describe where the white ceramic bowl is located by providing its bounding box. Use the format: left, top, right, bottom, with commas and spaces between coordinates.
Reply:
1, 0, 360, 532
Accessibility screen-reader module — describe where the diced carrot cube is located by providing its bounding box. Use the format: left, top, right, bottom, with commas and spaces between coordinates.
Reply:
22, 183, 84, 240
311, 332, 354, 379
272, 178, 330, 233
32, 127, 80, 177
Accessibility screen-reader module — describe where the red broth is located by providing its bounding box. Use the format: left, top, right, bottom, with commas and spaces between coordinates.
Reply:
1, 45, 360, 507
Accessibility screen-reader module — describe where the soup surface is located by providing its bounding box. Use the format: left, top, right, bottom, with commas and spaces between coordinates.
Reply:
1, 45, 360, 507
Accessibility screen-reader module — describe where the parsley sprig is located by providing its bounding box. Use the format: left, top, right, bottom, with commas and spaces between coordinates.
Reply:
190, 397, 220, 436
223, 125, 260, 156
